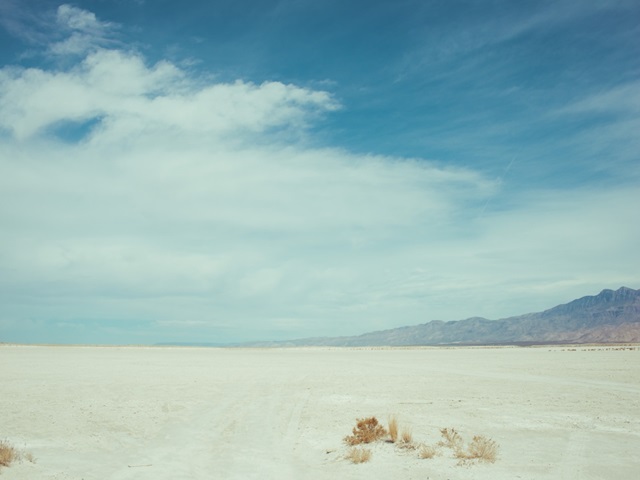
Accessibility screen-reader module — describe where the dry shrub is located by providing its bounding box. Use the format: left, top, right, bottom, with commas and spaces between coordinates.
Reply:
388, 415, 399, 443
400, 427, 413, 445
438, 427, 464, 452
344, 417, 388, 445
346, 447, 372, 464
418, 443, 438, 459
0, 440, 18, 467
457, 435, 498, 464
395, 427, 416, 450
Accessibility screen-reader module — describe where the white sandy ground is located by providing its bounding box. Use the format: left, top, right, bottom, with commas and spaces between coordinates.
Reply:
1, 345, 639, 479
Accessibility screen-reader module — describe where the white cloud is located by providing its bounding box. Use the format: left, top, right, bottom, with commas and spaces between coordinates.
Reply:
2, 110, 637, 341
0, 49, 337, 141
0, 2, 118, 56
49, 4, 116, 56
56, 4, 105, 32
0, 44, 501, 341
1, 5, 638, 343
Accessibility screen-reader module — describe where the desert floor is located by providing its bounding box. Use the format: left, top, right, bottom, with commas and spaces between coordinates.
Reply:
1, 345, 639, 479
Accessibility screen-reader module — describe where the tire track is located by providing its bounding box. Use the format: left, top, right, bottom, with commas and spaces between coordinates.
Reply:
108, 380, 311, 480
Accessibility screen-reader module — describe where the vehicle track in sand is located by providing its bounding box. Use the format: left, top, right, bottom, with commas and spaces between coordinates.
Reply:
109, 380, 311, 480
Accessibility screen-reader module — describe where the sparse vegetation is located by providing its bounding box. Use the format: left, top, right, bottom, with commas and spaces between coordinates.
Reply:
0, 440, 18, 467
343, 417, 498, 467
0, 440, 35, 469
438, 428, 499, 464
344, 417, 388, 445
455, 435, 499, 464
346, 447, 372, 464
418, 443, 438, 459
396, 426, 416, 450
438, 427, 464, 452
386, 416, 414, 449
388, 415, 399, 443
400, 427, 413, 445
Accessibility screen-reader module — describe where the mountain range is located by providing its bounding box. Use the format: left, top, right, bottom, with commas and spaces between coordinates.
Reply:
248, 287, 640, 347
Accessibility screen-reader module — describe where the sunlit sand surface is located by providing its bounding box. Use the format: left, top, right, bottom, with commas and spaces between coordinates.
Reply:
1, 345, 638, 479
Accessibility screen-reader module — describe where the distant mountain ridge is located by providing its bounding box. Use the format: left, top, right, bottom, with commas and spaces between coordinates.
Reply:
250, 287, 640, 347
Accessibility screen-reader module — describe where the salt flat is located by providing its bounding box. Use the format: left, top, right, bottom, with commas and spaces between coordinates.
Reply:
1, 345, 639, 479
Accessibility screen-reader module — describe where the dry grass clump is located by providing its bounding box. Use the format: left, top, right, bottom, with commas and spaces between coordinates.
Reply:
342, 417, 499, 467
438, 427, 464, 451
400, 427, 413, 445
456, 435, 499, 464
388, 415, 399, 443
418, 443, 438, 459
438, 428, 498, 464
0, 440, 35, 469
0, 440, 19, 467
387, 416, 414, 449
344, 417, 388, 445
396, 427, 416, 450
346, 447, 372, 464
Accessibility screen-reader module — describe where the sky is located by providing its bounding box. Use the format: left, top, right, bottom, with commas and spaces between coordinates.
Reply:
0, 0, 639, 345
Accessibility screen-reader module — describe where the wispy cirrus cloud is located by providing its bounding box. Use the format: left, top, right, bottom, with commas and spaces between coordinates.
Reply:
49, 4, 119, 56
559, 81, 640, 116
549, 81, 640, 176
0, 0, 52, 45
0, 2, 119, 57
396, 0, 637, 74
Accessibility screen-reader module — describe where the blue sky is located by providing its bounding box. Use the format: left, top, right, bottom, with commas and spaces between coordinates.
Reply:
0, 0, 638, 345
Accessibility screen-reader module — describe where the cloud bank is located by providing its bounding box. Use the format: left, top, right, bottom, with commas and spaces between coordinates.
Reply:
0, 4, 638, 344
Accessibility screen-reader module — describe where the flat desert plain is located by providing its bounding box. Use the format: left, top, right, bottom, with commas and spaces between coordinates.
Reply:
1, 345, 639, 479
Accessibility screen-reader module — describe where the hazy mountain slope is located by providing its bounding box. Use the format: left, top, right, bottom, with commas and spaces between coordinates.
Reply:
261, 287, 640, 346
